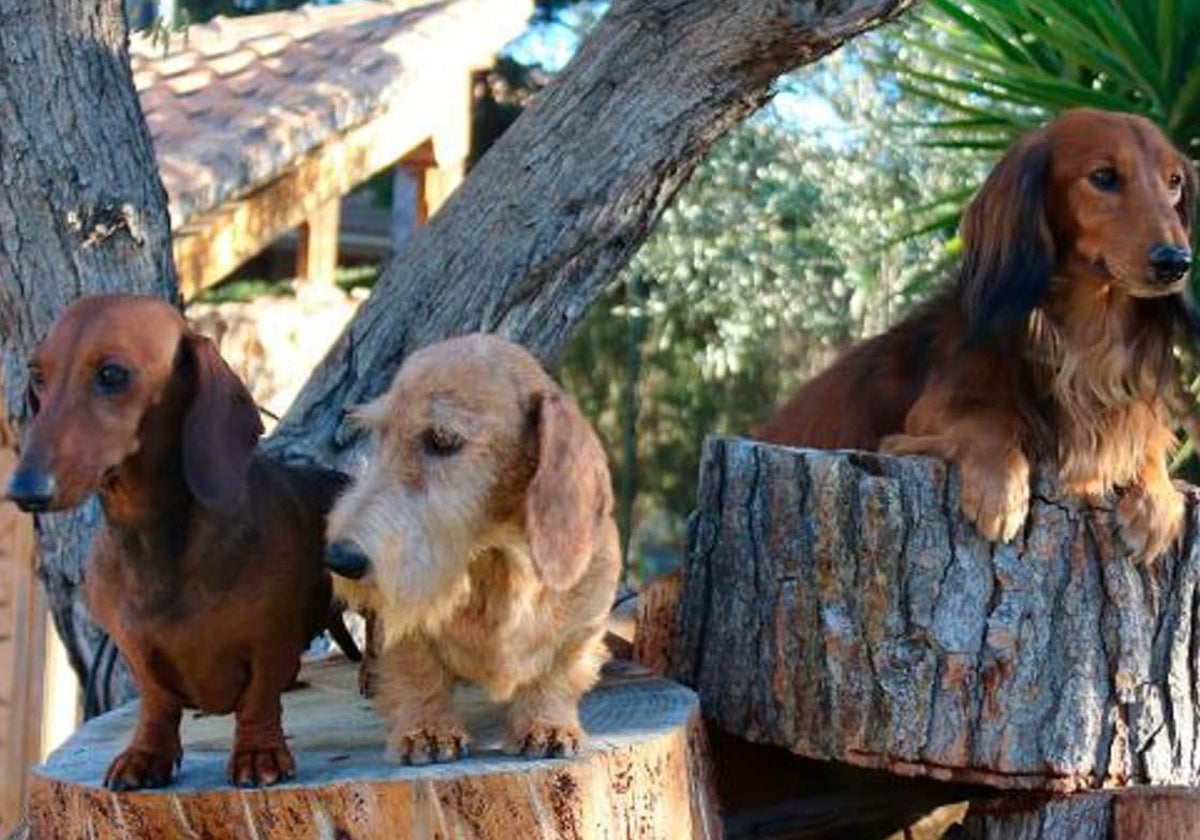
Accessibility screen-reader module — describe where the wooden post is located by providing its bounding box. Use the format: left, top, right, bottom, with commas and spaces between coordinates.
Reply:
295, 197, 342, 286
25, 659, 722, 839
0, 414, 42, 834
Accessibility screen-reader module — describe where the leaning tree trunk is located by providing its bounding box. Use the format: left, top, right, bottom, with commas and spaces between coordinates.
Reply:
0, 0, 178, 709
0, 0, 914, 708
677, 438, 1200, 793
264, 0, 915, 467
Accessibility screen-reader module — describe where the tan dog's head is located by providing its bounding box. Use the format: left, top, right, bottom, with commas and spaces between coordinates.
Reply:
7, 294, 262, 512
325, 334, 612, 629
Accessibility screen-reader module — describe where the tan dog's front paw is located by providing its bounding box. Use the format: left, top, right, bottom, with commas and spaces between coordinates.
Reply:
228, 744, 295, 787
959, 452, 1030, 543
505, 720, 584, 759
1117, 483, 1184, 562
104, 747, 180, 791
385, 720, 470, 765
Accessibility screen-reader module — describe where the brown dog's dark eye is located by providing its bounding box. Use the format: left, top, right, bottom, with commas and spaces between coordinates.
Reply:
1169, 172, 1184, 190
26, 365, 43, 414
93, 362, 132, 396
421, 427, 464, 457
1089, 167, 1120, 191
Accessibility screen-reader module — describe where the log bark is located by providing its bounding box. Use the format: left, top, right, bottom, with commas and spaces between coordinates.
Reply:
0, 0, 178, 708
676, 437, 1200, 792
962, 789, 1200, 840
24, 658, 721, 840
263, 0, 915, 466
632, 570, 682, 676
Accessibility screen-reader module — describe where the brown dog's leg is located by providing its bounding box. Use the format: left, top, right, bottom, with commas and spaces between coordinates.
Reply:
1117, 423, 1185, 561
228, 660, 295, 787
377, 634, 468, 764
506, 635, 604, 759
104, 692, 183, 791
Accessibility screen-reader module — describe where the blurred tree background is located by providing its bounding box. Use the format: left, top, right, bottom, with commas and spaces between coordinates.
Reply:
149, 0, 1200, 579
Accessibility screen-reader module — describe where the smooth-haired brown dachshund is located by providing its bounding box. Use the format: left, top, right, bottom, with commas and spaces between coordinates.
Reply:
7, 294, 359, 790
324, 334, 622, 763
758, 108, 1197, 561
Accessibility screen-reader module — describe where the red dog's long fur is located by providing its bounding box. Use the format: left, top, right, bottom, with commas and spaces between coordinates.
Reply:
758, 109, 1198, 559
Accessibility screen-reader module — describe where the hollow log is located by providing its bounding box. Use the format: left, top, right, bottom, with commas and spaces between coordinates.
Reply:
25, 659, 720, 840
676, 437, 1200, 793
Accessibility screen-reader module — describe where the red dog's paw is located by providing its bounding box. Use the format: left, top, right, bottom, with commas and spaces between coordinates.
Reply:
1117, 482, 1184, 562
227, 744, 295, 787
104, 747, 179, 791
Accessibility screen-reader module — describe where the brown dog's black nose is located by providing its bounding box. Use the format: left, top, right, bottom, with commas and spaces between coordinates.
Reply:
1149, 244, 1192, 283
7, 468, 56, 512
326, 540, 371, 579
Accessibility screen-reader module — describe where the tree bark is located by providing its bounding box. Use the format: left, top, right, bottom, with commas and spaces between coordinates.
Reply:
263, 0, 915, 467
0, 0, 914, 708
0, 0, 179, 708
24, 660, 721, 840
676, 437, 1200, 792
962, 789, 1200, 840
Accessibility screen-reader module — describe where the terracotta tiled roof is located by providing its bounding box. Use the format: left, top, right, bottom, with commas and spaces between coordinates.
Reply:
130, 0, 529, 230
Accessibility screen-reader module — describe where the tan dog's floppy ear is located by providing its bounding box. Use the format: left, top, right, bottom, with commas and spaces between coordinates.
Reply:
182, 332, 263, 509
525, 390, 605, 591
958, 131, 1055, 341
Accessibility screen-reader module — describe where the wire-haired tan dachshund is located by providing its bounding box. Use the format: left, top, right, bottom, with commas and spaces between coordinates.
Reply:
759, 108, 1197, 561
7, 294, 359, 790
325, 334, 621, 763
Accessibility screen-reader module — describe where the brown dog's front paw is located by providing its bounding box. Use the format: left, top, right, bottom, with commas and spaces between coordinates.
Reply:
505, 720, 584, 759
104, 747, 180, 791
227, 744, 296, 787
960, 452, 1030, 544
385, 721, 470, 765
1117, 483, 1184, 562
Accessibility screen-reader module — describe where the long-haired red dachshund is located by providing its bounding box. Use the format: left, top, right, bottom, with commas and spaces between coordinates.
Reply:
758, 108, 1197, 560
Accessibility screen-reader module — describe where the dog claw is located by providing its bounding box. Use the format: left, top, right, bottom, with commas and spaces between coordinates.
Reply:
385, 722, 470, 765
227, 745, 296, 787
104, 747, 180, 791
506, 722, 583, 759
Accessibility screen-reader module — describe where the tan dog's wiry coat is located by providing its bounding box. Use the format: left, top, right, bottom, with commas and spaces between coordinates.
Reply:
325, 334, 621, 762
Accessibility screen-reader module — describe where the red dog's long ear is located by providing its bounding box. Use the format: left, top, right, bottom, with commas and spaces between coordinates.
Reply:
1178, 154, 1197, 234
524, 390, 608, 591
181, 332, 263, 509
957, 132, 1055, 341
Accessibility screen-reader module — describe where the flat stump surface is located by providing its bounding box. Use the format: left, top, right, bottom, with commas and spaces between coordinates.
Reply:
26, 659, 719, 839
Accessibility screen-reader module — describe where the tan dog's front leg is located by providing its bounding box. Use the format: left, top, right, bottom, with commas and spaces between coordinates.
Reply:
229, 661, 295, 787
104, 691, 182, 790
377, 634, 468, 764
506, 643, 604, 759
884, 427, 1030, 544
1117, 430, 1185, 561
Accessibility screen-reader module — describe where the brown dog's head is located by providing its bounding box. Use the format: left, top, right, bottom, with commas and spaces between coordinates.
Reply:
325, 334, 612, 630
959, 108, 1195, 339
7, 294, 262, 512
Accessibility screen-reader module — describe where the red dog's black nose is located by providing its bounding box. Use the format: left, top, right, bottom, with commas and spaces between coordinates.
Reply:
326, 540, 371, 579
7, 467, 56, 513
1149, 244, 1192, 283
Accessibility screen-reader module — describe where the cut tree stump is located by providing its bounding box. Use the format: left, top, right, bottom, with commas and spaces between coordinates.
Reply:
23, 658, 720, 840
676, 437, 1200, 793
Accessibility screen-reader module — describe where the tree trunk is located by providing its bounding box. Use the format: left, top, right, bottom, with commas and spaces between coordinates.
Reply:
23, 659, 721, 840
0, 0, 914, 708
962, 789, 1200, 840
263, 0, 915, 467
676, 437, 1200, 792
0, 0, 179, 708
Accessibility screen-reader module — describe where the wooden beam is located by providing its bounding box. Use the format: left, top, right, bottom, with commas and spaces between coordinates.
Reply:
295, 197, 341, 286
172, 92, 435, 299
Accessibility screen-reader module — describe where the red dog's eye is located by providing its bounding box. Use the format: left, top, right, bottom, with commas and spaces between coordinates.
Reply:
1089, 167, 1120, 191
1169, 173, 1184, 189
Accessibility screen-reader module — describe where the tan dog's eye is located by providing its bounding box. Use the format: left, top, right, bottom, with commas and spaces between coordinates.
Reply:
421, 427, 464, 457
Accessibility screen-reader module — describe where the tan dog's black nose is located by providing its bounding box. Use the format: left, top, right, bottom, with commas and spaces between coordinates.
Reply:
7, 467, 56, 512
1149, 244, 1192, 283
326, 540, 370, 579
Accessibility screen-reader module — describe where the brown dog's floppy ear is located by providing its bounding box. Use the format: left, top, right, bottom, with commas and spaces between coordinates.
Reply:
1176, 156, 1200, 337
182, 332, 263, 509
524, 390, 607, 591
957, 132, 1055, 341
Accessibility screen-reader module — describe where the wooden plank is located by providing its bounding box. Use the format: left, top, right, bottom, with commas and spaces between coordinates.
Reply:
295, 197, 341, 286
